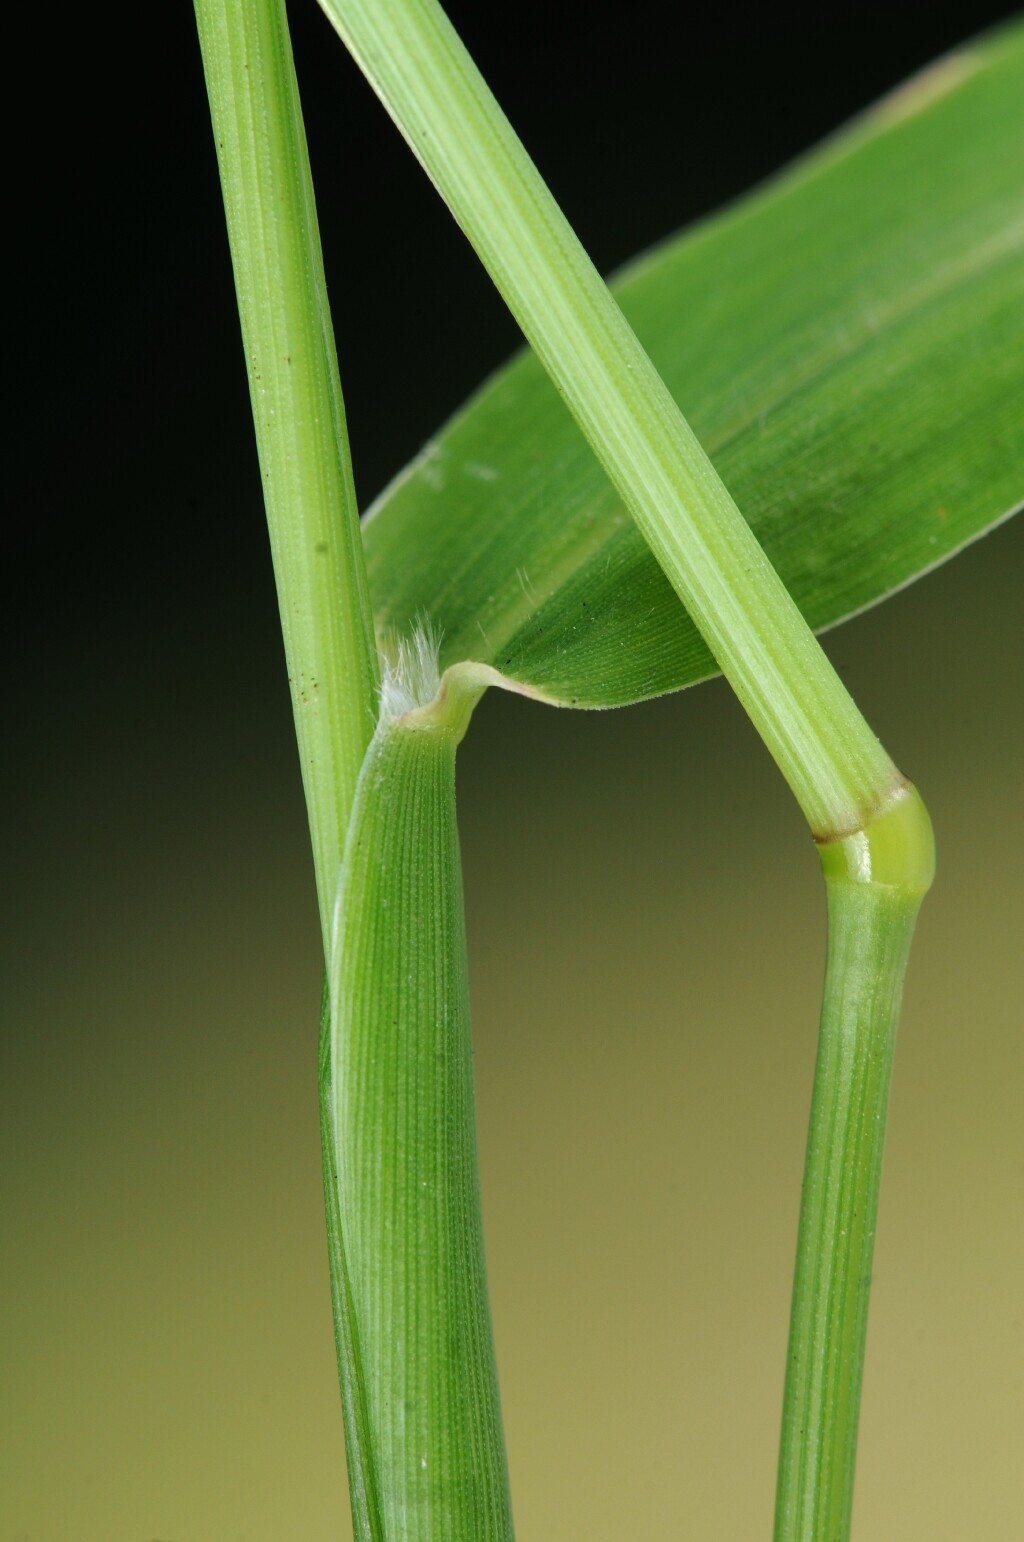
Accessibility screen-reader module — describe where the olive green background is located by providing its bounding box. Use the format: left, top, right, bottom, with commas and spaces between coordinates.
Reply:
5, 509, 1022, 1540
4, 2, 1021, 1537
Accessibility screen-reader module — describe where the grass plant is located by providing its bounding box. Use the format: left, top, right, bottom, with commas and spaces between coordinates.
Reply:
194, 2, 1023, 1537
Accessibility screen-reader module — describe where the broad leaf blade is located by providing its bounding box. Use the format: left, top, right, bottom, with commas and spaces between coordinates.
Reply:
363, 23, 1024, 708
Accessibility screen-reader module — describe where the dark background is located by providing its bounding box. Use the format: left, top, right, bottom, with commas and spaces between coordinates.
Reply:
11, 1, 1023, 633
5, 3, 1022, 1538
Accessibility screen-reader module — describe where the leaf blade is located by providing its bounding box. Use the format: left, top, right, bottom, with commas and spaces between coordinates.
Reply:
363, 22, 1024, 708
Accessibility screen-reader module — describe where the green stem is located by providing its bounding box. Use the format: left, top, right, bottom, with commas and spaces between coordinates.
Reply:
775, 788, 935, 1541
196, 4, 405, 1530
195, 0, 379, 952
314, 0, 900, 841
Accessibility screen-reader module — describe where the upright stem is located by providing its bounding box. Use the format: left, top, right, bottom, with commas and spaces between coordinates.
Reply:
775, 788, 935, 1541
195, 0, 379, 952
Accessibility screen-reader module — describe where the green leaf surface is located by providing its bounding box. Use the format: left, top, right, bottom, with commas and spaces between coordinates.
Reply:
363, 23, 1024, 709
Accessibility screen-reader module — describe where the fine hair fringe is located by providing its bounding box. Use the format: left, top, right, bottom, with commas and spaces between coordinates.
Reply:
378, 620, 442, 723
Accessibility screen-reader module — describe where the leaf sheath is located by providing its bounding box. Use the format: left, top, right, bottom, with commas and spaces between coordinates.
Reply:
326, 703, 513, 1542
775, 788, 935, 1540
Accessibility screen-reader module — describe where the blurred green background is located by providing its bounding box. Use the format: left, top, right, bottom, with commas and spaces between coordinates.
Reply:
4, 3, 1022, 1538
